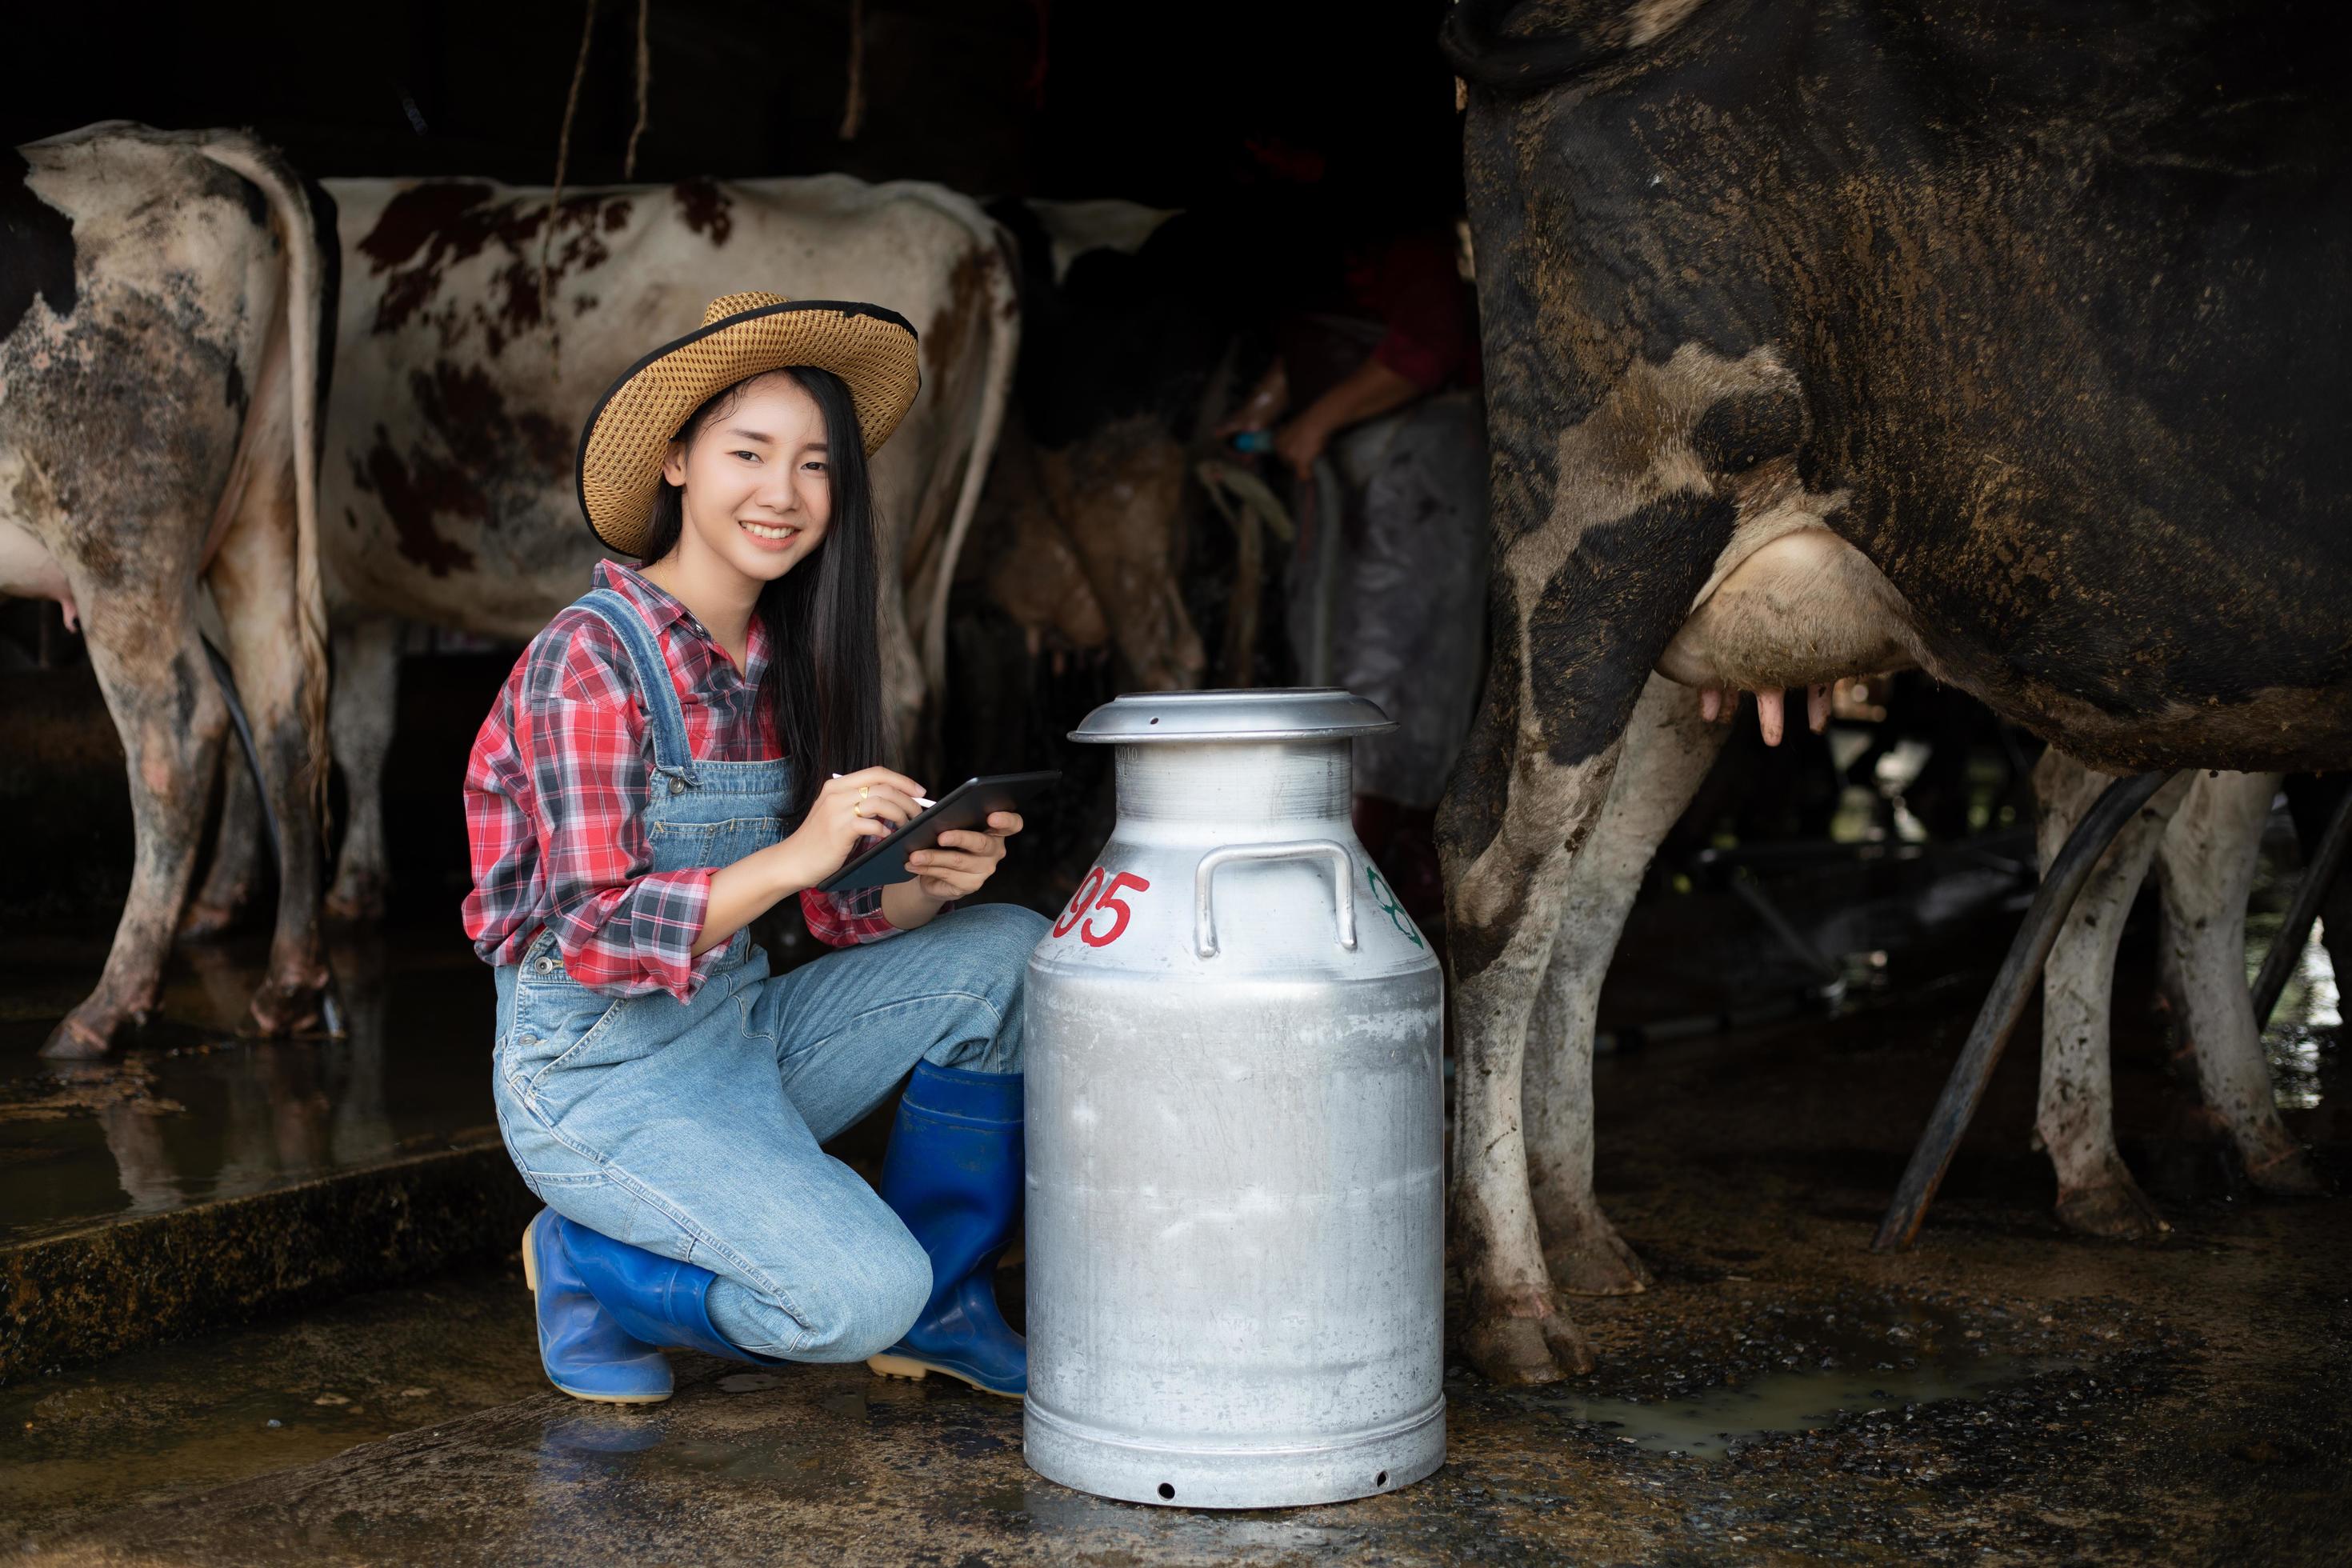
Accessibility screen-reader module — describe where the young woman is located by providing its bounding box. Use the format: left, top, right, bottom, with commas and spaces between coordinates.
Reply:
462, 292, 1046, 1403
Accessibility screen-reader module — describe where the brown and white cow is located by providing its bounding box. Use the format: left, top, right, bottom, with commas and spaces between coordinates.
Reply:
193, 173, 1017, 922
977, 196, 1208, 694
1438, 0, 2350, 1382
2, 121, 336, 1056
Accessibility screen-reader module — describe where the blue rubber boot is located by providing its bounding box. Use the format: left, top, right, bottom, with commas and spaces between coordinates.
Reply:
866, 1062, 1027, 1398
521, 1208, 673, 1404
557, 1214, 785, 1368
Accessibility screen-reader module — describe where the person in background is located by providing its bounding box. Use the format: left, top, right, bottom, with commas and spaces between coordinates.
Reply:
1217, 145, 1488, 921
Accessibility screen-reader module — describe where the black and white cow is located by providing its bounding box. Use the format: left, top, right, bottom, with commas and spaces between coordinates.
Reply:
2, 122, 337, 1056
190, 172, 1018, 923
1438, 0, 2350, 1382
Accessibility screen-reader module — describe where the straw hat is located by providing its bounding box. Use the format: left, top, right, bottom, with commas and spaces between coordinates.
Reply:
575, 291, 922, 556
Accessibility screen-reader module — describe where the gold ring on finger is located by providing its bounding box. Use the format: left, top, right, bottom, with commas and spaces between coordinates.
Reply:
858, 785, 870, 800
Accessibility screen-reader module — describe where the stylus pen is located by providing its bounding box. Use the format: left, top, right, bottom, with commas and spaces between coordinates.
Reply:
830, 772, 936, 810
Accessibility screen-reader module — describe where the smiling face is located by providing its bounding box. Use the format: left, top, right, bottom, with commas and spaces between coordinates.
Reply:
657, 371, 834, 586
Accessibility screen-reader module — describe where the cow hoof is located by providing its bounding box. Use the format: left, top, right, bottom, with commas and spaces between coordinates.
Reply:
1545, 1226, 1654, 1297
40, 1014, 115, 1060
1464, 1306, 1597, 1384
2247, 1146, 2330, 1198
329, 879, 388, 926
177, 898, 246, 942
2055, 1177, 2170, 1240
245, 974, 330, 1038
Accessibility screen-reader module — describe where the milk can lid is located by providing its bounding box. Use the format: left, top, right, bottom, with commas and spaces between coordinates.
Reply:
1069, 688, 1397, 743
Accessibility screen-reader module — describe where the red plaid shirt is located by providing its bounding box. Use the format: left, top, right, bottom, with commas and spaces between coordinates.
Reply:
463, 560, 901, 1000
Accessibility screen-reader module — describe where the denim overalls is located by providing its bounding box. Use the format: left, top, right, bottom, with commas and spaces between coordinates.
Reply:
490, 586, 1046, 1362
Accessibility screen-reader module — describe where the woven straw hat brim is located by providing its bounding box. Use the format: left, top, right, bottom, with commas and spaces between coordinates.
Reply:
577, 297, 921, 557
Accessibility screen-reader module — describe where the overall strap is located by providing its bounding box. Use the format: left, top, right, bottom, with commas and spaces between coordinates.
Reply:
573, 587, 698, 789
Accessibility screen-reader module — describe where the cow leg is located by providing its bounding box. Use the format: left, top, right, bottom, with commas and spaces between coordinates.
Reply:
1526, 676, 1726, 1294
181, 753, 262, 939
1444, 709, 1646, 1380
326, 619, 400, 923
43, 583, 226, 1058
2034, 750, 2191, 1238
2155, 770, 2325, 1196
1447, 810, 1597, 1379
206, 482, 331, 1034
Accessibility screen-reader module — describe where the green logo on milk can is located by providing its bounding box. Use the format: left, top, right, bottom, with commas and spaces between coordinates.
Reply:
1365, 865, 1425, 949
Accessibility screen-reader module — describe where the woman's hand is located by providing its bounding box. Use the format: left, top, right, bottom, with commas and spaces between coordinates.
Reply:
1273, 413, 1331, 480
770, 767, 928, 894
905, 811, 1024, 902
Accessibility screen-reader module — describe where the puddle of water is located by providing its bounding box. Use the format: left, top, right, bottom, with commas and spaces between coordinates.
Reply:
536, 1413, 669, 1456
1558, 1354, 2069, 1461
0, 932, 499, 1243
1545, 1301, 2081, 1462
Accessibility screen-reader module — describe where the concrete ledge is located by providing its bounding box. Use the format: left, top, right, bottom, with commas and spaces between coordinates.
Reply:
0, 1142, 534, 1383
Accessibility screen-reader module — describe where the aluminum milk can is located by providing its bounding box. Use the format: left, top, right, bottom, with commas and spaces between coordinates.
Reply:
1023, 689, 1446, 1509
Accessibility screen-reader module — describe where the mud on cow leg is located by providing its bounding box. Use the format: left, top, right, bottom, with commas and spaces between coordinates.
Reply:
1526, 910, 1654, 1298
2034, 752, 2191, 1238
2156, 770, 2326, 1198
1525, 677, 1727, 1296
44, 588, 229, 1058
325, 619, 398, 924
209, 464, 334, 1035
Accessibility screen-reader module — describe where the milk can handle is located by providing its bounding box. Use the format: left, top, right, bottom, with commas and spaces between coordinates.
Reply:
1194, 840, 1358, 959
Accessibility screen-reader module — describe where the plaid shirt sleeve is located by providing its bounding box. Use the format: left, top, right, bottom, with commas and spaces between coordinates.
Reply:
521, 614, 730, 1002
797, 886, 903, 946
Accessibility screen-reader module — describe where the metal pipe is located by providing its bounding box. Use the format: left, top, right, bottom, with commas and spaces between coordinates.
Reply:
1873, 769, 2174, 1252
2250, 783, 2352, 1028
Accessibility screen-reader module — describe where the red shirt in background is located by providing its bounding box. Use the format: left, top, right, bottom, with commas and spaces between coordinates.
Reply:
1342, 228, 1482, 394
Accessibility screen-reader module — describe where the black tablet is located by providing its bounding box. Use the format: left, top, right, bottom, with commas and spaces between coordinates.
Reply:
813, 771, 1062, 894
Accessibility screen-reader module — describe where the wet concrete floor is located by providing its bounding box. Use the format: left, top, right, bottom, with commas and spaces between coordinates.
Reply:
6, 1266, 546, 1546
5, 802, 2343, 1562
0, 936, 500, 1246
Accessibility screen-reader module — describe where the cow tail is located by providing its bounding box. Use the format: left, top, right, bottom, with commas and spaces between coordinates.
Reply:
195, 134, 336, 841
921, 236, 1021, 698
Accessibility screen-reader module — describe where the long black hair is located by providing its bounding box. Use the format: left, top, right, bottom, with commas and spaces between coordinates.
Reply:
635, 366, 884, 824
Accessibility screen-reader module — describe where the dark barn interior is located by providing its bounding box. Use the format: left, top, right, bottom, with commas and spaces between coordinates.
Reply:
2, 2, 2346, 1561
